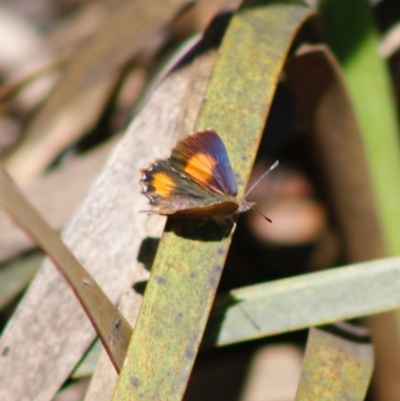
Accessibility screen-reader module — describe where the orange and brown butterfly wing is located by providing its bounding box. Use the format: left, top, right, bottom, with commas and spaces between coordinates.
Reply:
170, 129, 238, 196
140, 159, 239, 217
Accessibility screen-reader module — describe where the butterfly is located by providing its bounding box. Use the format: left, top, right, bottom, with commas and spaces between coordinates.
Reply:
140, 129, 277, 220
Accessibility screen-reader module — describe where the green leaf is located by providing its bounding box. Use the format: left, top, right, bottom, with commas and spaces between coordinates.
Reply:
296, 326, 373, 400
205, 256, 400, 346
112, 2, 313, 400
319, 0, 400, 256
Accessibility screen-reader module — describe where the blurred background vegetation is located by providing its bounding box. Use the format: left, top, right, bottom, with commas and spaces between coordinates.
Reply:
1, 0, 400, 400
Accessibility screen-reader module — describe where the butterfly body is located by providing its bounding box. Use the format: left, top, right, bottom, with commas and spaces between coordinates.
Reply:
140, 129, 254, 219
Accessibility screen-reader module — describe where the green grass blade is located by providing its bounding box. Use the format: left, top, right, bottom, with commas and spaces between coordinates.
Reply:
204, 256, 400, 346
112, 2, 313, 400
296, 327, 373, 400
319, 0, 400, 256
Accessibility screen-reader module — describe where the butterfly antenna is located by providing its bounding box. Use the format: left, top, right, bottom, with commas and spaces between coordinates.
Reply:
250, 206, 272, 223
244, 160, 279, 198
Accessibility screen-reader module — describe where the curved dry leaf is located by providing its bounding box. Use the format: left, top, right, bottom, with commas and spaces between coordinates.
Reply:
286, 45, 385, 262
0, 165, 133, 373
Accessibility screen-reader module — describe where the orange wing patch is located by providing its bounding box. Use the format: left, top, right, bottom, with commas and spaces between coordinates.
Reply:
184, 153, 216, 186
151, 172, 176, 197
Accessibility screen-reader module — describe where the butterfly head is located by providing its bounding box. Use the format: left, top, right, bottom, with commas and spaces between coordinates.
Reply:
237, 199, 255, 214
